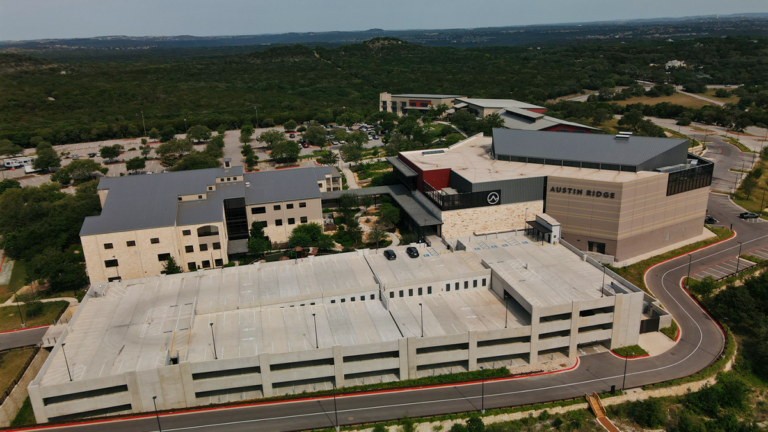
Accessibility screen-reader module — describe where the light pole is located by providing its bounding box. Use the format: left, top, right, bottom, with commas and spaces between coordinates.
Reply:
141, 111, 147, 136
686, 254, 692, 289
479, 366, 485, 414
621, 349, 633, 392
14, 286, 24, 327
735, 242, 743, 273
419, 303, 423, 337
61, 343, 73, 382
332, 382, 340, 432
209, 323, 218, 359
113, 255, 120, 281
152, 396, 162, 432
312, 313, 318, 349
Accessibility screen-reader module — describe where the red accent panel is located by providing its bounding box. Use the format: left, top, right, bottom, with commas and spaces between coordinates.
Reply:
409, 100, 431, 107
542, 124, 592, 133
398, 155, 451, 192
527, 108, 547, 114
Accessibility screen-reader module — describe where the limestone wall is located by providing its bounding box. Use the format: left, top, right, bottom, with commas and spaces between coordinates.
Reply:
441, 200, 543, 239
0, 348, 49, 427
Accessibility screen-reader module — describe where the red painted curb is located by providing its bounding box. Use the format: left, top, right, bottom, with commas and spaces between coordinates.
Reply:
609, 351, 650, 360
0, 254, 5, 274
13, 359, 581, 431
0, 324, 49, 334
679, 276, 726, 338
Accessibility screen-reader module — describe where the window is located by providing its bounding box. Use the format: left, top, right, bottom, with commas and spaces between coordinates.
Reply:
418, 287, 423, 295
331, 299, 336, 303
350, 297, 355, 302
300, 216, 308, 223
202, 260, 211, 269
482, 278, 487, 287
299, 202, 307, 208
233, 177, 238, 181
399, 290, 404, 298
226, 177, 231, 181
273, 205, 281, 211
198, 195, 202, 199
212, 242, 221, 250
215, 259, 223, 267
251, 207, 266, 214
370, 294, 375, 300
199, 244, 209, 252
361, 296, 365, 301
182, 230, 191, 236
408, 289, 413, 297
126, 241, 136, 247
389, 292, 394, 298
473, 280, 478, 288
341, 298, 345, 303
208, 186, 213, 191
275, 219, 283, 226
178, 197, 182, 201
103, 243, 113, 250
287, 204, 294, 209
288, 218, 295, 225
464, 281, 469, 289
446, 283, 450, 292
188, 262, 196, 271
185, 245, 194, 253
158, 253, 171, 261
150, 238, 160, 244
455, 282, 459, 290
428, 286, 432, 294
104, 259, 119, 268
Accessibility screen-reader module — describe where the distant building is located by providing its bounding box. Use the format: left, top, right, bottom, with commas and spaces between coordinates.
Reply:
665, 60, 686, 70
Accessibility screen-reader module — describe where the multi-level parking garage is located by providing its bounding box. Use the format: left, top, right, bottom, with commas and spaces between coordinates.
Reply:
28, 234, 669, 423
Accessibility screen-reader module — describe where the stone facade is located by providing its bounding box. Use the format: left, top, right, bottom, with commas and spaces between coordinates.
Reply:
246, 197, 323, 244
441, 200, 544, 239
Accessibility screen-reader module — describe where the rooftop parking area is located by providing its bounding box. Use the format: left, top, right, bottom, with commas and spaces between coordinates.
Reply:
400, 136, 662, 184
465, 235, 628, 309
365, 250, 486, 289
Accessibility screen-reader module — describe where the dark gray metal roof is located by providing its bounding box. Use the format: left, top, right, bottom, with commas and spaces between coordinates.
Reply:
244, 167, 335, 205
387, 157, 418, 178
499, 107, 599, 132
80, 166, 243, 236
492, 129, 689, 168
392, 94, 465, 99
321, 185, 441, 226
176, 182, 244, 226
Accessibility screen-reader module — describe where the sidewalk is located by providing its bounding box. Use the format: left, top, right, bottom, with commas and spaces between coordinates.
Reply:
343, 167, 360, 189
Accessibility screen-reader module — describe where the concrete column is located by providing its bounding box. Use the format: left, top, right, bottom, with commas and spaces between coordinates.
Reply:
398, 338, 408, 381
467, 331, 478, 371
406, 337, 418, 380
610, 295, 625, 350
124, 370, 144, 413
27, 385, 48, 424
333, 345, 344, 388
258, 353, 273, 398
568, 302, 581, 359
179, 362, 197, 407
528, 308, 541, 366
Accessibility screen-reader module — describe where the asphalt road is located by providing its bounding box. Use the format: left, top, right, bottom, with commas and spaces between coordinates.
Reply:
0, 326, 48, 351
17, 131, 759, 432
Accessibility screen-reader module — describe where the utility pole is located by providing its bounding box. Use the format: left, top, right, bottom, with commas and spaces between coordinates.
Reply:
479, 366, 485, 414
312, 313, 318, 349
332, 382, 340, 432
141, 111, 147, 137
61, 343, 73, 382
15, 286, 25, 327
152, 396, 163, 432
761, 189, 767, 217
735, 242, 743, 273
686, 254, 692, 289
621, 349, 632, 392
210, 323, 218, 359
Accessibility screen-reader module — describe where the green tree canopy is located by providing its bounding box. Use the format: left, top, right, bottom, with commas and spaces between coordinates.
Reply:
304, 125, 328, 147
283, 119, 298, 132
379, 203, 400, 228
126, 157, 146, 172
239, 125, 255, 144
0, 139, 23, 158
148, 128, 161, 141
170, 152, 219, 171
160, 125, 176, 142
260, 129, 285, 149
340, 142, 363, 165
33, 142, 61, 171
270, 140, 300, 164
316, 150, 339, 166
156, 138, 194, 158
163, 256, 183, 274
99, 144, 121, 162
29, 246, 87, 293
0, 179, 21, 195
187, 125, 212, 142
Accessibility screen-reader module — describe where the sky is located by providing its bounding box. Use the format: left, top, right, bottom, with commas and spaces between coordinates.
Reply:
1, 0, 767, 41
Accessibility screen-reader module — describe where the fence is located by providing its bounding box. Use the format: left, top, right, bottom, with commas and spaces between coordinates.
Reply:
0, 346, 40, 407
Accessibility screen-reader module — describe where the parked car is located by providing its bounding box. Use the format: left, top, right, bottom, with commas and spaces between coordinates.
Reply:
704, 215, 718, 224
289, 133, 296, 138
406, 247, 419, 259
739, 212, 759, 219
383, 250, 397, 261
72, 154, 79, 160
372, 135, 379, 140
302, 143, 309, 148
88, 152, 97, 158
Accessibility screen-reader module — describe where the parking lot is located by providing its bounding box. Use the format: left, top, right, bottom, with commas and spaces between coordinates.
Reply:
689, 255, 756, 281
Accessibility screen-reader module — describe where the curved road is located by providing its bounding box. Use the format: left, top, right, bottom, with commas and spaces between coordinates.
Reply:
22, 142, 764, 432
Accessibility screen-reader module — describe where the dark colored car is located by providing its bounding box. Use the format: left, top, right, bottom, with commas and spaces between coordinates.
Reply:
88, 152, 97, 158
406, 247, 419, 259
289, 133, 296, 138
739, 212, 759, 219
704, 215, 718, 224
383, 250, 397, 261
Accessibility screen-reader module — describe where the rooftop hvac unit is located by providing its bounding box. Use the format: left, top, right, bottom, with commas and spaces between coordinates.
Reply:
245, 182, 250, 188
615, 132, 632, 140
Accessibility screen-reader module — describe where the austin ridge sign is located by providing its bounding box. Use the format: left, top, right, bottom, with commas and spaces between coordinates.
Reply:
549, 186, 615, 199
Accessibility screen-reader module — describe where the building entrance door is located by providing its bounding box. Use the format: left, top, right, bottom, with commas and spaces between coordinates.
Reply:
588, 241, 606, 254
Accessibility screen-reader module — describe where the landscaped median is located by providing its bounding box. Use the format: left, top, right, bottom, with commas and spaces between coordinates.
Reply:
611, 345, 649, 359
0, 300, 68, 332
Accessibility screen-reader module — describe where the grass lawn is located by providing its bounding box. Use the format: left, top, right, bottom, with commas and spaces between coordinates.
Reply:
661, 319, 679, 341
612, 345, 649, 358
703, 89, 741, 104
0, 347, 36, 399
10, 397, 36, 427
0, 301, 68, 332
612, 93, 715, 109
731, 157, 768, 214
724, 137, 755, 153
0, 260, 28, 304
610, 226, 733, 293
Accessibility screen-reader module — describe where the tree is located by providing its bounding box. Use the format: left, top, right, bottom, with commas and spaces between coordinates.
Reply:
262, 118, 275, 127
368, 225, 388, 250
248, 237, 270, 257
210, 134, 225, 149
260, 129, 285, 149
741, 175, 758, 199
317, 234, 335, 251
162, 256, 182, 275
284, 119, 298, 132
618, 109, 644, 129
291, 222, 323, 243
204, 141, 224, 158
289, 231, 312, 249
360, 195, 374, 210
99, 145, 121, 162
317, 150, 339, 166
384, 133, 409, 156
148, 128, 161, 142
304, 125, 328, 148
216, 125, 227, 135
479, 112, 505, 135
187, 125, 212, 142
126, 157, 146, 173
629, 398, 667, 428
33, 142, 61, 171
241, 144, 254, 158
340, 142, 363, 165
379, 203, 400, 228
141, 138, 147, 145
676, 116, 692, 126
239, 125, 255, 144
170, 153, 219, 171
156, 138, 194, 158
347, 131, 369, 147
593, 109, 613, 125
691, 276, 718, 299
270, 140, 300, 164
53, 159, 104, 183
339, 193, 359, 213
444, 133, 464, 146
28, 247, 87, 293
451, 110, 479, 134
0, 139, 23, 159
0, 179, 20, 195
140, 144, 152, 159
346, 218, 363, 246
160, 125, 176, 142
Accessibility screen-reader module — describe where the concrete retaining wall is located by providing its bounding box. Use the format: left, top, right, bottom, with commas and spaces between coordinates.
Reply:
0, 348, 49, 427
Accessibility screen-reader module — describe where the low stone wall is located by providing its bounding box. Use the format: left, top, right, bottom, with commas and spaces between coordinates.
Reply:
0, 348, 49, 427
